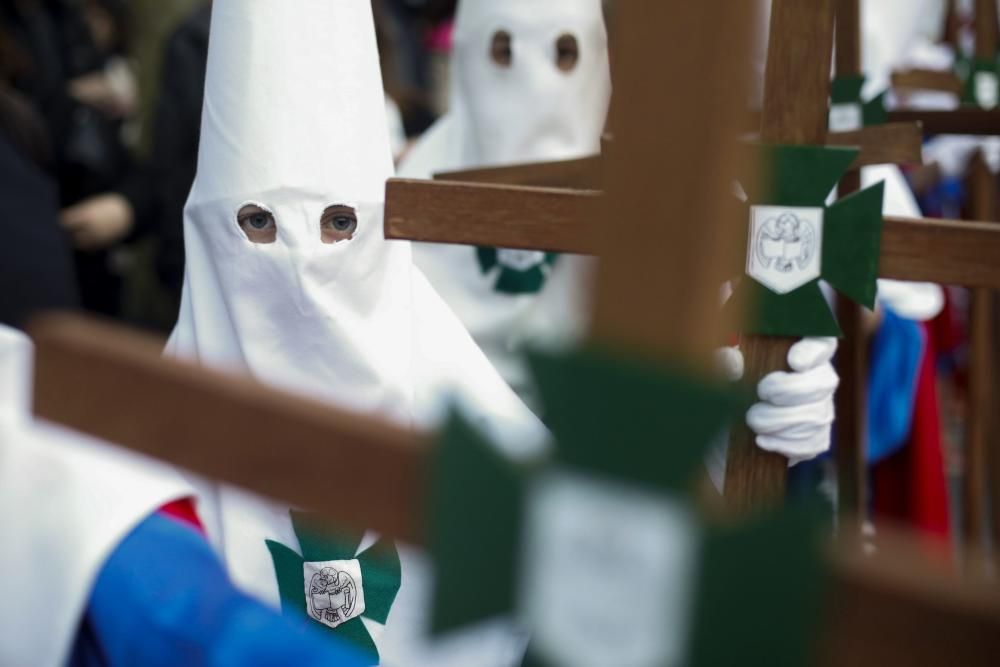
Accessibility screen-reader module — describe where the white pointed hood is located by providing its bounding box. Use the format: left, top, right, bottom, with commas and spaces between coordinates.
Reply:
402, 0, 610, 176
169, 0, 413, 422
166, 3, 545, 664
398, 0, 609, 405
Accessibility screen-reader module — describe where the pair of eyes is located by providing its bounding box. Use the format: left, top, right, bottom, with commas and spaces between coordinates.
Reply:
236, 204, 357, 245
490, 31, 580, 72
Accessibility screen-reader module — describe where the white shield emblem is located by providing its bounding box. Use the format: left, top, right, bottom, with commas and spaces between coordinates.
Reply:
828, 102, 862, 132
975, 71, 999, 109
746, 205, 824, 295
520, 472, 700, 667
303, 559, 366, 630
496, 248, 548, 272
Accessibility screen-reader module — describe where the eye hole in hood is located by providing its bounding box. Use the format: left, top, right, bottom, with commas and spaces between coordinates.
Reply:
237, 204, 278, 244
320, 204, 359, 244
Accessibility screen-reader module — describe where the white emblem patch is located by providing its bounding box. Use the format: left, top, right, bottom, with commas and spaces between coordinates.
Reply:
496, 248, 547, 272
303, 559, 366, 630
828, 102, 862, 132
746, 205, 824, 295
521, 472, 701, 667
975, 71, 999, 109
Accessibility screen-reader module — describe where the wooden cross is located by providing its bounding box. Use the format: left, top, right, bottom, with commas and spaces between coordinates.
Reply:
875, 0, 1000, 565
384, 6, 1000, 518
26, 0, 1000, 660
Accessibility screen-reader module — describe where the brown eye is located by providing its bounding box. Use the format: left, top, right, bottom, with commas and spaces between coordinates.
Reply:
555, 33, 579, 72
320, 204, 358, 244
490, 30, 513, 68
237, 204, 277, 244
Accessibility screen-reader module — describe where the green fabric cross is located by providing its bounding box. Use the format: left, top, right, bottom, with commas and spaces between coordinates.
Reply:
962, 55, 1000, 108
427, 344, 828, 666
477, 246, 559, 295
726, 143, 885, 337
830, 75, 888, 127
266, 511, 401, 663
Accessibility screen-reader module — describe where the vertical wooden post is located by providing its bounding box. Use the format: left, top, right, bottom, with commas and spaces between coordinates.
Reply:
833, 0, 868, 531
965, 0, 999, 572
964, 152, 997, 570
724, 0, 837, 512
975, 0, 1000, 61
588, 1, 752, 367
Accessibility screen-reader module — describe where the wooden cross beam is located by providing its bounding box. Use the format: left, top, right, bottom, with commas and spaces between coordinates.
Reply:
30, 314, 431, 545
385, 180, 1000, 289
891, 69, 965, 96
832, 0, 867, 528
963, 151, 998, 572
886, 109, 1000, 135
431, 123, 923, 191
28, 316, 1000, 663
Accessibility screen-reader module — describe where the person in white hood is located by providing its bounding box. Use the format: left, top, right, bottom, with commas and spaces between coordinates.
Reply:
161, 0, 843, 663
166, 1, 545, 664
0, 1, 849, 664
398, 0, 612, 405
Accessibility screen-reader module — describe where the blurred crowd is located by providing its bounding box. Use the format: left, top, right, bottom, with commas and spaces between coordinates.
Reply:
0, 0, 456, 331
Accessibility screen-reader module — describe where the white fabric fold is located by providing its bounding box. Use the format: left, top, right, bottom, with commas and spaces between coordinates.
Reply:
0, 325, 194, 667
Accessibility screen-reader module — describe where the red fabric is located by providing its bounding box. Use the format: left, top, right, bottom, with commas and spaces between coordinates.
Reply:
872, 322, 951, 543
158, 498, 205, 535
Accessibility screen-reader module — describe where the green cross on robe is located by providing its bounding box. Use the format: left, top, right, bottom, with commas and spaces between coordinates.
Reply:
962, 55, 1000, 108
829, 75, 888, 127
726, 144, 885, 337
477, 246, 559, 295
266, 511, 401, 662
427, 345, 827, 666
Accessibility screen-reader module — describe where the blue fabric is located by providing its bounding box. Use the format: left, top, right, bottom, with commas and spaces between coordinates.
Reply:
867, 307, 924, 464
70, 513, 373, 667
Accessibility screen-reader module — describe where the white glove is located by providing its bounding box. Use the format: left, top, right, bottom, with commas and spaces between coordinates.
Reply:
723, 337, 840, 466
876, 279, 945, 322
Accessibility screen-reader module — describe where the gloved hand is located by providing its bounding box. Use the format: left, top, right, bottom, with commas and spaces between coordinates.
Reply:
876, 279, 944, 322
719, 337, 839, 466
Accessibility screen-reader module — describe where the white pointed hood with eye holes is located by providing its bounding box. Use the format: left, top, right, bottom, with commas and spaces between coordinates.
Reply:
168, 1, 545, 664
398, 0, 611, 407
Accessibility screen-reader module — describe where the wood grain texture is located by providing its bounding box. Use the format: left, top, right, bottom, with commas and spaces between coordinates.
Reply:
725, 0, 836, 511
384, 179, 598, 254
386, 181, 1000, 289
831, 2, 867, 530
976, 0, 999, 59
963, 152, 997, 572
435, 156, 601, 190
433, 124, 921, 194
887, 110, 1000, 136
586, 0, 752, 367
880, 215, 1000, 288
891, 69, 965, 95
828, 123, 925, 168
29, 314, 430, 544
820, 527, 1000, 666
834, 164, 867, 530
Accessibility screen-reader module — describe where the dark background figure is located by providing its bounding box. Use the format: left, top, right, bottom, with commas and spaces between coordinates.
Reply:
0, 0, 458, 331
2, 0, 134, 317
0, 23, 79, 327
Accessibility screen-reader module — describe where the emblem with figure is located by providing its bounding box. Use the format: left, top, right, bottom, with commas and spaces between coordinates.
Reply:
304, 562, 365, 630
746, 205, 824, 295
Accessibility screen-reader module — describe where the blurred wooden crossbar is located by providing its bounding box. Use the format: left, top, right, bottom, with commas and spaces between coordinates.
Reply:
30, 313, 1000, 664
428, 124, 923, 191
386, 180, 1000, 290
29, 314, 429, 544
891, 68, 965, 95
